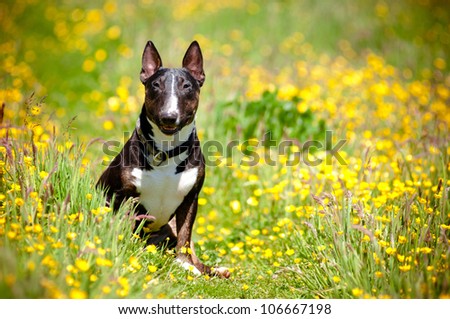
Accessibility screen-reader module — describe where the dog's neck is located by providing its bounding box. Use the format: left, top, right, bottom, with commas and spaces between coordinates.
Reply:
147, 119, 195, 152
136, 110, 195, 169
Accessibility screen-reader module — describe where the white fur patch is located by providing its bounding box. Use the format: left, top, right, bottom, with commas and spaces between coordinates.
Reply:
132, 166, 198, 231
176, 258, 202, 276
166, 74, 180, 124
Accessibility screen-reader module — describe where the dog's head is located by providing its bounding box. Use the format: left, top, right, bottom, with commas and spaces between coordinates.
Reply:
139, 41, 205, 135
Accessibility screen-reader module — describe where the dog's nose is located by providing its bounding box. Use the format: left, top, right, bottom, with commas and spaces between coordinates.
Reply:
160, 113, 178, 126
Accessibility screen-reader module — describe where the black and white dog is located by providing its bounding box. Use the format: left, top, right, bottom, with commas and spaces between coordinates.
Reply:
97, 41, 229, 278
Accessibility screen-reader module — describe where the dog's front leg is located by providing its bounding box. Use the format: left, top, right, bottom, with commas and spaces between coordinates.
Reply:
175, 191, 230, 278
175, 191, 206, 274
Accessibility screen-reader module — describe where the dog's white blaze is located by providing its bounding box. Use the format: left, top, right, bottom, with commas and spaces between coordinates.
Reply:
166, 73, 179, 124
147, 118, 195, 151
131, 166, 199, 231
176, 258, 202, 276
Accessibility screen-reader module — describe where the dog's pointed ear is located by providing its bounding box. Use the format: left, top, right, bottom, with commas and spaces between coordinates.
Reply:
140, 41, 162, 84
182, 41, 205, 87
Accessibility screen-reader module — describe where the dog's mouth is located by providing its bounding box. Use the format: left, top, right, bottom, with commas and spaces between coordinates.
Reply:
159, 124, 179, 135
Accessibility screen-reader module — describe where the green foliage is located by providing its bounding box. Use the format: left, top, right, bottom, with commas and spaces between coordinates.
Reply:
216, 90, 326, 144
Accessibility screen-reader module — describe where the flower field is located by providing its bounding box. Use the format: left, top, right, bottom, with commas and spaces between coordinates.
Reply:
1, 0, 449, 298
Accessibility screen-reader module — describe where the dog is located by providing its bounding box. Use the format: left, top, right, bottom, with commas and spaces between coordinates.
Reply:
97, 41, 229, 278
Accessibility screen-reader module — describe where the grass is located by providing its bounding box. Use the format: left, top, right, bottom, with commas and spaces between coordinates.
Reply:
1, 0, 450, 298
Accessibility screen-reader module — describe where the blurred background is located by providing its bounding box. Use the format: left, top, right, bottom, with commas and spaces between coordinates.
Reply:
1, 0, 449, 143
1, 0, 450, 299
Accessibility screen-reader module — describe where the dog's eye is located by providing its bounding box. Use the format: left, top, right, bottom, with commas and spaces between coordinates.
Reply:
183, 83, 192, 90
152, 81, 160, 89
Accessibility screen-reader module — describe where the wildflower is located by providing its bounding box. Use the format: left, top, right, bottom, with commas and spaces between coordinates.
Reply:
246, 196, 259, 206
23, 156, 34, 166
179, 246, 190, 254
7, 231, 17, 240
14, 198, 24, 206
198, 197, 207, 206
75, 258, 90, 272
96, 258, 113, 267
69, 288, 87, 299
100, 286, 111, 296
398, 235, 407, 244
332, 276, 341, 283
230, 200, 241, 213
146, 244, 157, 254
263, 248, 273, 258
39, 171, 49, 179
9, 183, 21, 192
129, 256, 142, 271
352, 288, 364, 297
66, 232, 77, 240
419, 247, 432, 254
82, 59, 96, 73
385, 247, 396, 255
285, 249, 295, 256
103, 120, 114, 130
148, 265, 158, 273
399, 264, 411, 272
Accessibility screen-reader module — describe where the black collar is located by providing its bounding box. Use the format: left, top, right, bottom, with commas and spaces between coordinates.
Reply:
136, 110, 195, 167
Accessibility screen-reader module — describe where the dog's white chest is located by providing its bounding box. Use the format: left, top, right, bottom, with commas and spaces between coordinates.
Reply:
131, 166, 198, 230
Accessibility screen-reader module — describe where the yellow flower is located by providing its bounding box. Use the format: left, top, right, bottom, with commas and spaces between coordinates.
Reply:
398, 235, 407, 244
14, 198, 24, 206
385, 247, 396, 255
246, 196, 259, 206
285, 249, 295, 256
9, 183, 21, 192
24, 156, 34, 166
69, 288, 87, 299
75, 258, 90, 272
7, 231, 17, 240
419, 247, 432, 254
352, 288, 364, 297
332, 276, 341, 283
82, 59, 96, 72
198, 197, 207, 206
230, 200, 241, 213
102, 286, 111, 294
129, 256, 141, 270
146, 244, 157, 254
39, 171, 49, 179
96, 258, 113, 267
103, 120, 114, 131
263, 248, 273, 258
399, 264, 411, 272
148, 265, 158, 273
66, 232, 77, 240
202, 187, 215, 195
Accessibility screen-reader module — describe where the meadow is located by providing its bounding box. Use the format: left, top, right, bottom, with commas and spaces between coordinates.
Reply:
1, 0, 449, 298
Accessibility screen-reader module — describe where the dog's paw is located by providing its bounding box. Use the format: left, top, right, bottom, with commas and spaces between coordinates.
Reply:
175, 258, 202, 276
212, 266, 231, 279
